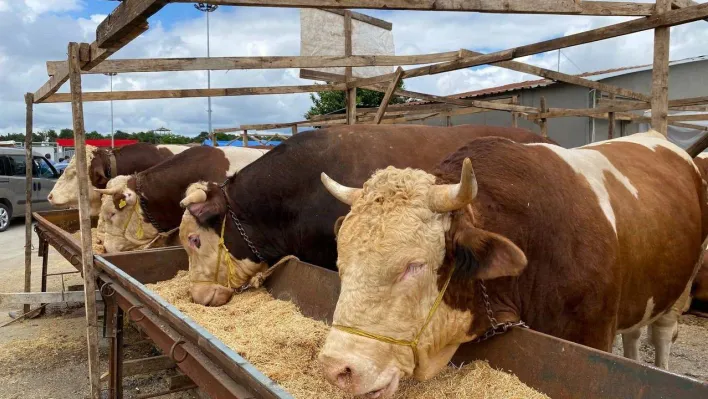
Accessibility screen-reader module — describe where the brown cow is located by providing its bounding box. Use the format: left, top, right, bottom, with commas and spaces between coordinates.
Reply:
179, 124, 555, 306
318, 131, 705, 398
48, 143, 188, 215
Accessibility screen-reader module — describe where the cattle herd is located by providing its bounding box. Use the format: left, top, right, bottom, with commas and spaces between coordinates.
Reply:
46, 124, 708, 398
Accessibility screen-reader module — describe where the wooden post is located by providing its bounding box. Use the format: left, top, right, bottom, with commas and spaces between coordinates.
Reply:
242, 130, 248, 147
344, 11, 357, 125
539, 96, 548, 137
374, 67, 404, 124
446, 115, 452, 127
511, 95, 519, 128
23, 93, 34, 315
211, 133, 218, 147
608, 93, 616, 139
651, 0, 672, 136
291, 125, 298, 135
68, 42, 101, 399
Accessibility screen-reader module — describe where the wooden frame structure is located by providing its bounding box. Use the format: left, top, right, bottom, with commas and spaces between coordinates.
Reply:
23, 1, 708, 398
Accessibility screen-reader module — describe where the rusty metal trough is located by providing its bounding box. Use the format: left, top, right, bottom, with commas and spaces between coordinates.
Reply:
33, 209, 708, 399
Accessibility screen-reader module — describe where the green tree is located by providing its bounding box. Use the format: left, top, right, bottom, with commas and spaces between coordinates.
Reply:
46, 129, 58, 141
304, 81, 407, 119
59, 128, 73, 139
86, 130, 104, 139
113, 130, 131, 139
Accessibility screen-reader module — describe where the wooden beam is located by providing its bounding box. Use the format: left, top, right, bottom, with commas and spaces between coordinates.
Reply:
374, 67, 404, 124
34, 23, 148, 103
672, 0, 708, 22
45, 52, 462, 76
459, 49, 651, 102
0, 291, 102, 306
538, 96, 708, 119
652, 0, 672, 136
171, 1, 655, 16
539, 96, 548, 137
291, 125, 298, 135
68, 42, 101, 399
23, 93, 33, 314
319, 8, 392, 30
42, 83, 348, 103
511, 95, 519, 128
355, 2, 708, 85
344, 11, 356, 125
608, 93, 616, 139
598, 98, 708, 112
687, 132, 708, 157
101, 356, 176, 382
666, 113, 708, 122
96, 0, 168, 48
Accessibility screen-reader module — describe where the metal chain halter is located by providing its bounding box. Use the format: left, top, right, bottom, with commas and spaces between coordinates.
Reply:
219, 181, 265, 263
135, 176, 166, 233
470, 280, 528, 343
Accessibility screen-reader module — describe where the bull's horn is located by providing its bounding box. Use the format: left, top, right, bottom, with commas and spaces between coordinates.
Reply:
180, 189, 207, 208
428, 158, 478, 213
320, 173, 362, 206
94, 186, 124, 195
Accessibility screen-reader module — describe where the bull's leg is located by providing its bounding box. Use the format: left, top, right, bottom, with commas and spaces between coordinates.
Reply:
649, 311, 679, 370
621, 328, 642, 361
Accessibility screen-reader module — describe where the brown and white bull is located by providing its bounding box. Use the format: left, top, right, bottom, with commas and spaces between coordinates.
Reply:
177, 125, 555, 307
96, 146, 266, 253
48, 143, 188, 215
318, 131, 706, 398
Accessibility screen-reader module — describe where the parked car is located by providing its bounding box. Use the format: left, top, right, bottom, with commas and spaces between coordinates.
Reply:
0, 147, 59, 232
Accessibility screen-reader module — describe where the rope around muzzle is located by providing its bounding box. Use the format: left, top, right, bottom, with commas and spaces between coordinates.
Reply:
106, 200, 178, 249
332, 265, 456, 367
190, 216, 297, 292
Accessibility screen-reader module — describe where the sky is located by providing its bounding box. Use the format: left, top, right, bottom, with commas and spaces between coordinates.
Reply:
0, 0, 707, 137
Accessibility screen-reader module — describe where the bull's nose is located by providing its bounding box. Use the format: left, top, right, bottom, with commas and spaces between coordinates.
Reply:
188, 234, 201, 249
47, 193, 54, 203
320, 355, 355, 390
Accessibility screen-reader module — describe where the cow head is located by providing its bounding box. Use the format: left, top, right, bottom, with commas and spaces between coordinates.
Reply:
179, 182, 267, 306
48, 146, 103, 215
95, 176, 157, 253
317, 159, 527, 398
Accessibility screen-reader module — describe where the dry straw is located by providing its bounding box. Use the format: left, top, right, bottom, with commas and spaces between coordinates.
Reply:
149, 271, 548, 399
72, 227, 105, 254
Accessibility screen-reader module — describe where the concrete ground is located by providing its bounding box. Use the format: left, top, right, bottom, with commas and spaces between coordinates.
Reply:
0, 220, 196, 399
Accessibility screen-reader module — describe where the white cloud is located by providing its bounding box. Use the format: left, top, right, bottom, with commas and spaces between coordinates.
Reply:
0, 2, 707, 136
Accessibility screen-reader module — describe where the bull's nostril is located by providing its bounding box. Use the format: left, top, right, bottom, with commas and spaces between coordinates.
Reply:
336, 367, 352, 387
188, 234, 201, 249
47, 194, 53, 201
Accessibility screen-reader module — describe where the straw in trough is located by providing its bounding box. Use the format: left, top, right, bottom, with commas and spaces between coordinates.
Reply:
72, 228, 105, 254
148, 271, 549, 399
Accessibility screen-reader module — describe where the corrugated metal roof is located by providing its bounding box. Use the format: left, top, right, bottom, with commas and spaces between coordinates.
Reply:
445, 55, 708, 99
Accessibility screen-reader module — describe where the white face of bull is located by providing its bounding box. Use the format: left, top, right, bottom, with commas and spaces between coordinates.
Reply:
48, 146, 102, 216
318, 159, 527, 398
179, 182, 267, 306
96, 176, 158, 253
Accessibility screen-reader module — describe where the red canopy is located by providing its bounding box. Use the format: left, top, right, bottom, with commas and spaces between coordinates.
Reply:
56, 139, 139, 148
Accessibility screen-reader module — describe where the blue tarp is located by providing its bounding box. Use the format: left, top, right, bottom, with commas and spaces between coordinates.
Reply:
202, 140, 281, 147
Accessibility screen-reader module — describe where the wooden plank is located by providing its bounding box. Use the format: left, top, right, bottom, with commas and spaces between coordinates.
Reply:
666, 113, 708, 122
344, 11, 356, 125
598, 98, 708, 112
0, 291, 102, 306
357, 2, 708, 85
43, 83, 348, 103
96, 0, 168, 48
171, 1, 655, 16
672, 0, 708, 22
537, 97, 708, 119
652, 0, 672, 136
68, 42, 101, 399
687, 132, 708, 157
374, 67, 404, 124
291, 125, 298, 135
23, 93, 33, 315
459, 49, 651, 102
319, 8, 392, 30
539, 96, 548, 137
169, 374, 196, 390
511, 95, 519, 128
45, 52, 461, 76
34, 23, 148, 103
608, 93, 616, 139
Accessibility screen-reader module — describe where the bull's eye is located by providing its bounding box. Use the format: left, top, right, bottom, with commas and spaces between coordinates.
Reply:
399, 262, 425, 282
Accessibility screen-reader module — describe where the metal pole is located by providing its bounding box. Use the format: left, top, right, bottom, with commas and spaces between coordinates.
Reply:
23, 93, 34, 315
195, 3, 218, 146
104, 73, 117, 148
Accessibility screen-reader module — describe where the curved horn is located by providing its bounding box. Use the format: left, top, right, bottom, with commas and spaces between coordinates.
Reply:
320, 173, 362, 206
428, 158, 478, 213
180, 189, 207, 208
94, 186, 124, 195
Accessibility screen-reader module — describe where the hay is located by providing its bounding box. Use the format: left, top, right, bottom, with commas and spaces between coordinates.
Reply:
0, 323, 85, 375
148, 272, 548, 399
72, 227, 105, 254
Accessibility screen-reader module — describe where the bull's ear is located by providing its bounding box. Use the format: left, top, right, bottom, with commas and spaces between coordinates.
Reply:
112, 192, 128, 210
333, 216, 345, 239
92, 166, 109, 188
453, 226, 527, 280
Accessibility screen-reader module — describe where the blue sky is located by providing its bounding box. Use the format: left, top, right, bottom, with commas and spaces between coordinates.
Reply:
0, 1, 706, 136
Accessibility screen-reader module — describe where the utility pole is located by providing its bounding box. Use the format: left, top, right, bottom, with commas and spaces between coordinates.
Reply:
104, 72, 117, 148
195, 3, 219, 146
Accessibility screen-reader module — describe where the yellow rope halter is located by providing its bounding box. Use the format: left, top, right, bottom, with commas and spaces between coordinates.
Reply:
332, 265, 456, 367
191, 216, 238, 287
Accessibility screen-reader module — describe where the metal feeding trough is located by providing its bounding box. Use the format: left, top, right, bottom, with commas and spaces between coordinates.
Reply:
33, 210, 708, 398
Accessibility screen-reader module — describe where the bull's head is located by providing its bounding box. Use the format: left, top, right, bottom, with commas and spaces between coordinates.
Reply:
178, 182, 267, 307
318, 158, 527, 398
95, 176, 156, 253
47, 146, 103, 216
